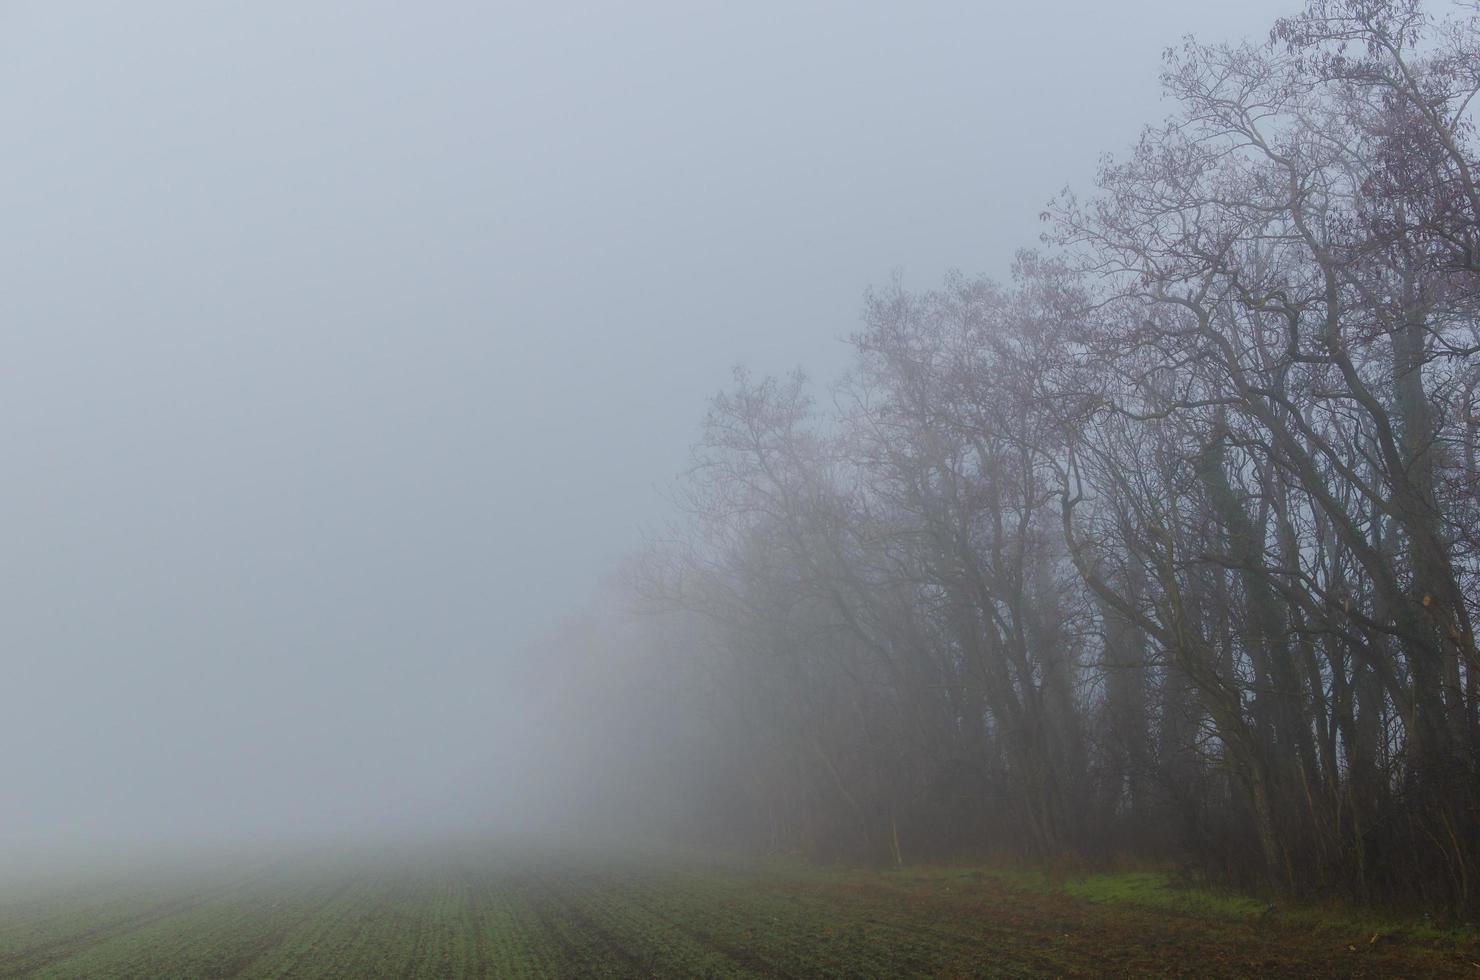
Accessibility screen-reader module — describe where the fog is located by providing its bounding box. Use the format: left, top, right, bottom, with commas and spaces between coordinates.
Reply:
0, 0, 1295, 861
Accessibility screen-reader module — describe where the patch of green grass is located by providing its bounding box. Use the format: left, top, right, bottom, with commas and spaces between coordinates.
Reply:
966, 864, 1480, 949
1061, 870, 1268, 919
1287, 901, 1477, 946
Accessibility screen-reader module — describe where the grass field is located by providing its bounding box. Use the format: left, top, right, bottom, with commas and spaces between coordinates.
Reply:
0, 846, 1473, 978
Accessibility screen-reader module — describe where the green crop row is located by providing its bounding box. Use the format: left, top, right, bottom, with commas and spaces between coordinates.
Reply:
0, 848, 1472, 978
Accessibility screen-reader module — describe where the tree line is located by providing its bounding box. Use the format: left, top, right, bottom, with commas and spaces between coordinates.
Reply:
630, 0, 1480, 912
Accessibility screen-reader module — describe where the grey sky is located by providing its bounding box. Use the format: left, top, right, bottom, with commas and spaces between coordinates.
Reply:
0, 1, 1292, 847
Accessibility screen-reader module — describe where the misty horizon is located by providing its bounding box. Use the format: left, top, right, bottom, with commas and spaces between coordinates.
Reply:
0, 0, 1294, 851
